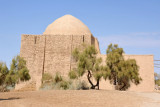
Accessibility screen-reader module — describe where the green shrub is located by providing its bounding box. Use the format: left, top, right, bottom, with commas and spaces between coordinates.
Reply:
42, 73, 53, 82
68, 70, 78, 79
40, 72, 89, 90
155, 79, 160, 86
60, 80, 69, 90
54, 73, 63, 83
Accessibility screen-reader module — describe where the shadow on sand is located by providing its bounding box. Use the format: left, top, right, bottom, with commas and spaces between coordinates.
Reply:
0, 97, 20, 101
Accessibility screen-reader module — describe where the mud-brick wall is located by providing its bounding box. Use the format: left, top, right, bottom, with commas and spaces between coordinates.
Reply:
98, 54, 155, 92
71, 34, 92, 50
124, 55, 155, 92
91, 35, 100, 54
91, 35, 95, 46
20, 34, 45, 81
44, 35, 72, 76
94, 38, 100, 54
20, 34, 94, 87
71, 34, 93, 71
44, 34, 92, 77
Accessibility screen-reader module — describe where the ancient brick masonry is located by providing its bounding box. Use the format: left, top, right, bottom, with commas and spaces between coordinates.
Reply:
17, 15, 155, 92
20, 34, 45, 89
20, 33, 98, 90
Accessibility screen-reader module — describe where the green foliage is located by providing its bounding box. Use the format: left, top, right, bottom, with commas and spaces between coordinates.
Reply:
0, 62, 9, 86
42, 73, 53, 82
69, 43, 142, 90
0, 62, 9, 91
40, 73, 89, 90
106, 44, 142, 90
92, 58, 103, 80
69, 45, 105, 89
68, 70, 78, 79
54, 73, 63, 83
18, 67, 30, 81
102, 66, 111, 80
0, 55, 30, 92
155, 73, 160, 86
41, 72, 68, 90
155, 79, 160, 86
60, 80, 69, 90
5, 55, 30, 86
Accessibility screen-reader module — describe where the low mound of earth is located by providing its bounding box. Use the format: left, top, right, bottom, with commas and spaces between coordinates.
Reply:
0, 90, 160, 107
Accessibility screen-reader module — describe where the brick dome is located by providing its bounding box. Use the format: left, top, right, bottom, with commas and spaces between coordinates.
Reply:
43, 15, 91, 35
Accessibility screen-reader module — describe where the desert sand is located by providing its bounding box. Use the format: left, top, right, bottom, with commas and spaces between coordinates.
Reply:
0, 90, 160, 107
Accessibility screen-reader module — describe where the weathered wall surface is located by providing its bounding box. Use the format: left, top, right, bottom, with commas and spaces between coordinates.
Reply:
98, 54, 155, 92
20, 34, 154, 92
94, 38, 100, 54
124, 55, 155, 92
44, 34, 92, 76
19, 34, 93, 90
20, 34, 45, 89
44, 35, 72, 76
91, 35, 95, 46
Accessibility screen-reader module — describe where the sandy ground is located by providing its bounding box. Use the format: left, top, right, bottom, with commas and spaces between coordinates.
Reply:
0, 90, 160, 107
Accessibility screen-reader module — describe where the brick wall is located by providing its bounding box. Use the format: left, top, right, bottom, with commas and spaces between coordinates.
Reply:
20, 34, 93, 89
20, 34, 154, 92
97, 54, 155, 92
20, 35, 45, 80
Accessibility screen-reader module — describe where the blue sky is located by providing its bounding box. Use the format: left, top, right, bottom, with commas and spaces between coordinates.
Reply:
0, 0, 160, 73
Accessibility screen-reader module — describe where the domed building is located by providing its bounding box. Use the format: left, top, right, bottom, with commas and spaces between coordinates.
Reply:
17, 15, 154, 92
43, 15, 92, 35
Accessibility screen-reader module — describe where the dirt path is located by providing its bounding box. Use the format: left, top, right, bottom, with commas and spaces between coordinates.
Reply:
0, 90, 160, 107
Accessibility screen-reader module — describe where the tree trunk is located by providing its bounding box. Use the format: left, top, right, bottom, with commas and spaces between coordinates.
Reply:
96, 78, 100, 90
120, 83, 126, 91
87, 70, 95, 89
87, 70, 100, 89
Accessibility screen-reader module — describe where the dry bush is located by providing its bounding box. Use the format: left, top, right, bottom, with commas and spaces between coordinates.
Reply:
40, 73, 89, 90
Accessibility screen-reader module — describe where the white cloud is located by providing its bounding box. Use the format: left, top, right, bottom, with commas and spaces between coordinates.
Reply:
98, 32, 160, 48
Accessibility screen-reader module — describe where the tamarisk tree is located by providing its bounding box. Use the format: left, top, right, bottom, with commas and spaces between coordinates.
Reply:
69, 45, 104, 89
0, 62, 9, 91
0, 55, 30, 91
5, 55, 30, 86
106, 44, 142, 90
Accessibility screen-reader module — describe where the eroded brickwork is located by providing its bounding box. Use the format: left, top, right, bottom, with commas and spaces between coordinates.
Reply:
20, 35, 45, 79
20, 34, 155, 92
19, 34, 93, 89
20, 34, 45, 89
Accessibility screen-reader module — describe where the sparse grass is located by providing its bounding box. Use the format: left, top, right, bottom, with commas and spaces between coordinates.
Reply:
40, 72, 89, 90
42, 73, 53, 82
155, 79, 160, 86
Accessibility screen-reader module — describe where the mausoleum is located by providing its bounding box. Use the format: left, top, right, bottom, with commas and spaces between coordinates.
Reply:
16, 15, 154, 92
